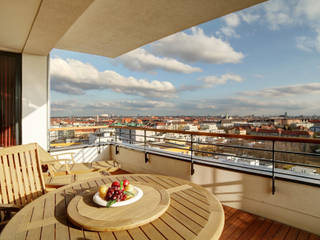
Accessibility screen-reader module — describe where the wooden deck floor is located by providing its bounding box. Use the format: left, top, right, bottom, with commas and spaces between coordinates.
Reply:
221, 205, 319, 240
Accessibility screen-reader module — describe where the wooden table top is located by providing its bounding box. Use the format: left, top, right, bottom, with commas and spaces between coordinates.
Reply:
0, 174, 225, 240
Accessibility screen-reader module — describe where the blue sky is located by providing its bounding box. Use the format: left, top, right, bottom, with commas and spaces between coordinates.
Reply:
50, 0, 320, 116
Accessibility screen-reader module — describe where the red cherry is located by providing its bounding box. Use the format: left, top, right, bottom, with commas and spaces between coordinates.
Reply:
123, 179, 129, 187
112, 181, 120, 187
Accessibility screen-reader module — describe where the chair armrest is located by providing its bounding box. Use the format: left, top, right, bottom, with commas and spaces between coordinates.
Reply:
51, 152, 75, 164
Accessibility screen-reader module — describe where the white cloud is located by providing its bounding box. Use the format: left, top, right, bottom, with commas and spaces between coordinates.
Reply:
239, 12, 260, 24
224, 13, 240, 27
199, 74, 243, 87
295, 0, 320, 22
51, 99, 175, 116
151, 27, 244, 64
117, 48, 201, 74
219, 26, 240, 38
263, 0, 294, 30
241, 82, 320, 97
50, 58, 176, 98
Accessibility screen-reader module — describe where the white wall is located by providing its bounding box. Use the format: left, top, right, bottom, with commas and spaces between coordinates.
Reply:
22, 53, 49, 150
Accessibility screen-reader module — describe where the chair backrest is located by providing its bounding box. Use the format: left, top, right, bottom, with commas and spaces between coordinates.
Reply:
0, 143, 46, 206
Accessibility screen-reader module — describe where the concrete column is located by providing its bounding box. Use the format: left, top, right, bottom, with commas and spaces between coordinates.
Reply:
22, 53, 49, 150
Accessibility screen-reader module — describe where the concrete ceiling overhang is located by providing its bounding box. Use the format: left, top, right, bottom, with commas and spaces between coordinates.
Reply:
0, 0, 266, 57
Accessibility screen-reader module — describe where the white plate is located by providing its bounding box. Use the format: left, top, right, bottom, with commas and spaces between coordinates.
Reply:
93, 186, 143, 207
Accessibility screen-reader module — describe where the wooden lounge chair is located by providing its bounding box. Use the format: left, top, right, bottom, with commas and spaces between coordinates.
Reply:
0, 143, 46, 225
39, 146, 119, 177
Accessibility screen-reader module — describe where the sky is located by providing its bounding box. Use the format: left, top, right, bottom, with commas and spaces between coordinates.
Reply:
50, 0, 320, 117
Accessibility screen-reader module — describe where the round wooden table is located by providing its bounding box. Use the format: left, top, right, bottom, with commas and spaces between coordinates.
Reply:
0, 174, 224, 240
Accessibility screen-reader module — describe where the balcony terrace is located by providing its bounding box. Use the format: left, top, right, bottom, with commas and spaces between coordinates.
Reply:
44, 125, 320, 238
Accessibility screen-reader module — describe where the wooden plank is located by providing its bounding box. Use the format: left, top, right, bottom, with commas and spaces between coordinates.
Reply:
151, 218, 184, 240
40, 194, 55, 240
0, 204, 33, 240
26, 199, 45, 240
160, 212, 196, 240
236, 216, 265, 240
140, 223, 167, 240
263, 221, 283, 240
309, 234, 320, 240
18, 151, 32, 203
0, 156, 8, 204
99, 231, 117, 240
271, 224, 290, 240
128, 227, 149, 240
2, 154, 14, 203
297, 231, 310, 240
55, 190, 70, 240
284, 227, 300, 240
170, 199, 207, 227
166, 206, 202, 234
35, 144, 46, 193
25, 150, 37, 200
13, 152, 26, 205
8, 153, 21, 205
250, 219, 273, 240
66, 186, 84, 240
29, 150, 42, 197
220, 210, 255, 240
113, 230, 132, 240
170, 194, 210, 219
175, 190, 210, 212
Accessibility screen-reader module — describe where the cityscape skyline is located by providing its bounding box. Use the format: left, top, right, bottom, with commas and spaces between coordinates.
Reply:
50, 0, 320, 117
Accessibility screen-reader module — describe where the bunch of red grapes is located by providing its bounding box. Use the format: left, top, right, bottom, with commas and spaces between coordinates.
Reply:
106, 180, 129, 202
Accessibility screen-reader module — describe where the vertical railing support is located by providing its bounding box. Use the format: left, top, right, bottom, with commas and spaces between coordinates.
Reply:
98, 129, 101, 154
129, 129, 132, 144
272, 140, 276, 195
144, 130, 147, 151
190, 134, 195, 175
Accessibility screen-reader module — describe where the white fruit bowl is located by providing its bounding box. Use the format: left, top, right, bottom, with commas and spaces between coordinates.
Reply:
93, 186, 143, 207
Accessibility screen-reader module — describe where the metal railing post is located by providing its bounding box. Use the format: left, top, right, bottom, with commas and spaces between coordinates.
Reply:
144, 130, 146, 151
272, 140, 276, 194
190, 134, 195, 175
129, 129, 132, 144
98, 128, 101, 154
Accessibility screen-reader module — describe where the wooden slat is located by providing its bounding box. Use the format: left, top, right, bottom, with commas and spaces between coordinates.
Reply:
2, 154, 13, 203
284, 227, 300, 240
25, 150, 37, 200
166, 206, 202, 234
26, 200, 45, 240
13, 152, 26, 205
271, 224, 290, 240
19, 151, 32, 202
99, 231, 117, 240
7, 153, 21, 205
29, 150, 42, 197
55, 190, 70, 240
236, 216, 265, 239
127, 227, 149, 240
151, 218, 184, 240
251, 219, 273, 240
220, 210, 256, 240
160, 212, 196, 240
0, 156, 8, 204
66, 185, 84, 240
296, 231, 310, 240
40, 194, 55, 240
113, 230, 132, 240
140, 223, 166, 240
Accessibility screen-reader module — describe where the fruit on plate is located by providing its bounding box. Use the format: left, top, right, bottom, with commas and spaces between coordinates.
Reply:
101, 179, 135, 207
98, 185, 108, 199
